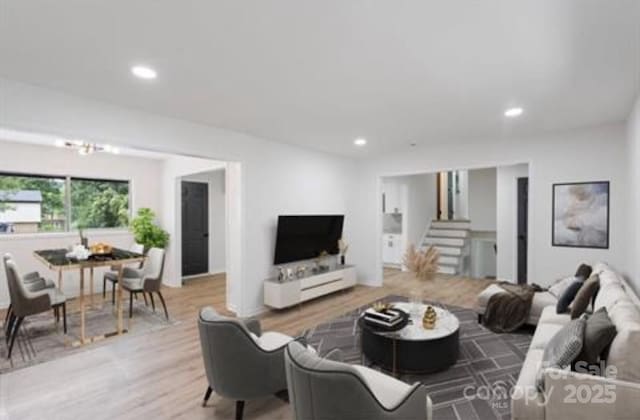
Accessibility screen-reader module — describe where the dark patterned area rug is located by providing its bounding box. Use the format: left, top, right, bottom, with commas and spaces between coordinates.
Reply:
302, 295, 533, 420
1, 298, 180, 373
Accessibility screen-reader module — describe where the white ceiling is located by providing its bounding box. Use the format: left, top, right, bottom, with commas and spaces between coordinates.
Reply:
0, 1, 638, 157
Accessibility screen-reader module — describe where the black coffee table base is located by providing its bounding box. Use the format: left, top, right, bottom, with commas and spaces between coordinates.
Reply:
360, 321, 459, 374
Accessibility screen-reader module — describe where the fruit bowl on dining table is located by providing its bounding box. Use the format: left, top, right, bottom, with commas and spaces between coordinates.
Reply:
90, 243, 113, 256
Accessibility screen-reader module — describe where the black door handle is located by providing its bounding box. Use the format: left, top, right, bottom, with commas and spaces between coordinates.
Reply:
203, 233, 209, 238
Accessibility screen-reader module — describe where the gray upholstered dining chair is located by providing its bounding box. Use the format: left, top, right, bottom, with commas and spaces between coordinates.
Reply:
120, 247, 168, 320
285, 341, 433, 420
198, 306, 304, 420
4, 259, 67, 358
3, 253, 56, 334
103, 242, 144, 304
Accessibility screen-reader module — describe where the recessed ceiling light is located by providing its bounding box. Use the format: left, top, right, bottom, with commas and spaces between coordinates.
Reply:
354, 138, 367, 146
504, 107, 524, 117
131, 65, 157, 80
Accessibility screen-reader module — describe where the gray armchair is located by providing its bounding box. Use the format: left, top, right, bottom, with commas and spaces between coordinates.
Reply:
198, 306, 302, 420
285, 341, 432, 420
120, 247, 168, 320
4, 259, 67, 358
3, 253, 56, 336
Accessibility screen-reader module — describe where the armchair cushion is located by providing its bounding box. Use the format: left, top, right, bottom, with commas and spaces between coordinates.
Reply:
353, 365, 413, 409
256, 331, 293, 351
104, 271, 119, 282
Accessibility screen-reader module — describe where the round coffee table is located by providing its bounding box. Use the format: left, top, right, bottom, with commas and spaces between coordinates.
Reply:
359, 302, 460, 374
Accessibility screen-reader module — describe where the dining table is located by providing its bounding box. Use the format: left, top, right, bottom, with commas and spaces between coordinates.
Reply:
33, 247, 146, 346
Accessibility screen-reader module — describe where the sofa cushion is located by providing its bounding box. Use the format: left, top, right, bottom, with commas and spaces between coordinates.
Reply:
595, 282, 627, 312
605, 300, 640, 382
548, 276, 575, 299
537, 318, 586, 391
556, 279, 584, 314
574, 263, 593, 280
574, 307, 617, 368
529, 292, 559, 324
530, 322, 565, 350
352, 365, 412, 409
512, 348, 546, 420
570, 274, 600, 319
476, 284, 507, 314
539, 306, 571, 325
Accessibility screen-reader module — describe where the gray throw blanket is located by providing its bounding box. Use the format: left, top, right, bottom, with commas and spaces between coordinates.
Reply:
482, 282, 543, 333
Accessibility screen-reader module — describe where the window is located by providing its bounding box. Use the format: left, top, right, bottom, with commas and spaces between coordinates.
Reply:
0, 172, 129, 234
71, 178, 129, 229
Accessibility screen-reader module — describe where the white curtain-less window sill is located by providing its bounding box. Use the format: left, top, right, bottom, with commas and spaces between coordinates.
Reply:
0, 229, 131, 242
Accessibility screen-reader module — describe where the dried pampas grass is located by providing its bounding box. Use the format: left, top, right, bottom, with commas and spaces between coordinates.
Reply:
404, 244, 440, 281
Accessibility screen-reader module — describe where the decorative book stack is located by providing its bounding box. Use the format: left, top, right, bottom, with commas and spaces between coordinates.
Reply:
364, 306, 404, 328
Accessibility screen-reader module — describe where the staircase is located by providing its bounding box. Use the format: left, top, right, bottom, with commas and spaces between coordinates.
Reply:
420, 219, 471, 275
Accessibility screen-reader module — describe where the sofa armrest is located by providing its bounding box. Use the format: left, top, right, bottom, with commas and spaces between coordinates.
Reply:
543, 367, 640, 420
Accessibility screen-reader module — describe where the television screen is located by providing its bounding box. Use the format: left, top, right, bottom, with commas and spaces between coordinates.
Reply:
274, 215, 344, 265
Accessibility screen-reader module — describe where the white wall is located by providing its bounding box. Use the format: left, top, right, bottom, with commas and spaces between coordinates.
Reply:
350, 123, 629, 289
182, 168, 226, 275
627, 94, 640, 292
381, 173, 437, 250
0, 79, 357, 316
468, 167, 497, 231
0, 139, 163, 307
496, 163, 529, 282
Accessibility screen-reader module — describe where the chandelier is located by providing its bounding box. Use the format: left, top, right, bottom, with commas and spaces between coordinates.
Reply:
55, 139, 120, 156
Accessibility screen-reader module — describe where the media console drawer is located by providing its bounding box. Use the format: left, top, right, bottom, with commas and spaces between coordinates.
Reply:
264, 266, 356, 309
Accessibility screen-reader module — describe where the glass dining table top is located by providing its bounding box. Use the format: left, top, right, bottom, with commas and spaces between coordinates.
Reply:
34, 248, 144, 268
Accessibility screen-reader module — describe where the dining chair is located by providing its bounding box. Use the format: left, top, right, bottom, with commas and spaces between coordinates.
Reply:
120, 247, 168, 320
103, 243, 144, 304
4, 259, 67, 358
3, 254, 56, 334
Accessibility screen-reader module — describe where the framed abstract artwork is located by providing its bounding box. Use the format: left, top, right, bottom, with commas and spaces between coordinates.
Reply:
552, 181, 609, 249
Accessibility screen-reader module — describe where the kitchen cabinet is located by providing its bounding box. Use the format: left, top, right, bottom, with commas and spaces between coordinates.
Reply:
383, 234, 403, 265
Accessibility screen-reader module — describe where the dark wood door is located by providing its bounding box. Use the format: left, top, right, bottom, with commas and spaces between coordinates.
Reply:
181, 181, 209, 276
517, 177, 529, 284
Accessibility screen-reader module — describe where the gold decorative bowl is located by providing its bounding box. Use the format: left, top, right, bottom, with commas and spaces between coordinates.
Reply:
90, 243, 113, 255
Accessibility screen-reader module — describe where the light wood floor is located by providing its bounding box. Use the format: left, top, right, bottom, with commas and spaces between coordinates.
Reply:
0, 270, 492, 420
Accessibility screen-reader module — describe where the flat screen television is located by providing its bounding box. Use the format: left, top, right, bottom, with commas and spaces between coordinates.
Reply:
274, 215, 344, 265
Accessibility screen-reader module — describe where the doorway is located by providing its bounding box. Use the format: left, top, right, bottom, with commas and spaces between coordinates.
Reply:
517, 177, 529, 284
181, 181, 209, 276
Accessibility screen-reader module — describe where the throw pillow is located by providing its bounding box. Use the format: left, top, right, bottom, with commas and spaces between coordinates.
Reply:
556, 279, 585, 314
574, 263, 593, 280
572, 307, 617, 370
548, 276, 575, 298
570, 274, 600, 319
536, 318, 586, 391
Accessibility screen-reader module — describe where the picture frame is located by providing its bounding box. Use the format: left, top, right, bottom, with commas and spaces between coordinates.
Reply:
552, 181, 609, 249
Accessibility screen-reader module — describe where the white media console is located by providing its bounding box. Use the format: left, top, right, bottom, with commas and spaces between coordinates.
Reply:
264, 265, 356, 309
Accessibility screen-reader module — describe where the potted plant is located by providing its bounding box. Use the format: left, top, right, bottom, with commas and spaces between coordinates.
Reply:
129, 208, 169, 251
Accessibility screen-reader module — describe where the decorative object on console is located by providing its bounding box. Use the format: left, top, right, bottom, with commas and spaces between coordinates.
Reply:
422, 305, 437, 329
403, 244, 439, 282
552, 181, 609, 249
338, 238, 349, 265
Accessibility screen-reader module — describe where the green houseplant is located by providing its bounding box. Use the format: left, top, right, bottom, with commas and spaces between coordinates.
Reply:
130, 208, 169, 251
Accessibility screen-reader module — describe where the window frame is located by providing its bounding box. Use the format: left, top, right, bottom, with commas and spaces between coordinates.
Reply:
0, 171, 132, 235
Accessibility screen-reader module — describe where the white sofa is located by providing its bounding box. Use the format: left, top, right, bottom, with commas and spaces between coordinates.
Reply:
511, 263, 640, 420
